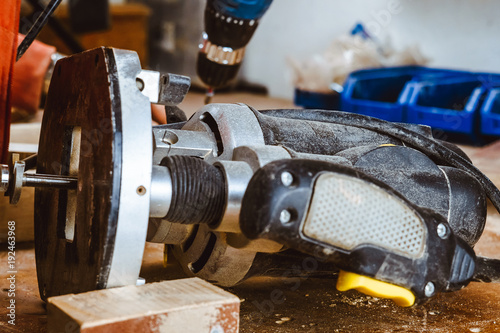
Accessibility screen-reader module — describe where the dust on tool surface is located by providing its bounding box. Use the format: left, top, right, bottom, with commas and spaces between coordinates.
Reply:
5, 45, 496, 314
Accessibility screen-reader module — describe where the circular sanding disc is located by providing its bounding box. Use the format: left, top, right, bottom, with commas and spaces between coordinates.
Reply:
35, 47, 152, 300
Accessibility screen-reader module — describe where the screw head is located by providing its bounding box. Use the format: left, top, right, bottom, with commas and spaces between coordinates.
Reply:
437, 223, 448, 239
136, 186, 147, 196
136, 277, 146, 286
424, 282, 435, 297
281, 171, 294, 187
280, 209, 292, 224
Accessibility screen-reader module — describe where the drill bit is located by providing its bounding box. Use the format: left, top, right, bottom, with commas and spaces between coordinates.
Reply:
204, 88, 214, 105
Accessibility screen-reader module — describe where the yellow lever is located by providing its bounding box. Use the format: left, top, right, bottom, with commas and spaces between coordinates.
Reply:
336, 270, 415, 307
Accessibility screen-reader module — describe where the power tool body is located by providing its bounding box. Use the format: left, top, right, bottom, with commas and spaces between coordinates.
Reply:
3, 48, 500, 307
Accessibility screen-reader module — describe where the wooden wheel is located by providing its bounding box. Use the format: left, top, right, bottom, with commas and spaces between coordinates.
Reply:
35, 47, 153, 300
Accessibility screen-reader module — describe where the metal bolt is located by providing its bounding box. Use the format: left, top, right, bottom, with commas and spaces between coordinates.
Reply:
10, 160, 25, 205
280, 209, 291, 224
437, 223, 448, 239
281, 171, 294, 187
1, 164, 9, 192
136, 277, 146, 286
424, 282, 435, 297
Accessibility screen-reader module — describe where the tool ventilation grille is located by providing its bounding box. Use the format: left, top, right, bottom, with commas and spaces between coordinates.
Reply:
302, 173, 426, 258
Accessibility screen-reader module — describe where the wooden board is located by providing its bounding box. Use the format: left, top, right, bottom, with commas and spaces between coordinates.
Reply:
47, 278, 239, 333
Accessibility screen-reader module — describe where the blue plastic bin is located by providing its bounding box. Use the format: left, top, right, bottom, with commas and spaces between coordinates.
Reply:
480, 88, 500, 138
406, 77, 486, 143
477, 73, 500, 85
340, 66, 467, 122
297, 66, 500, 144
294, 88, 341, 110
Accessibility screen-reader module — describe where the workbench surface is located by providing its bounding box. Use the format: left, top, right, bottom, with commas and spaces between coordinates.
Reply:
2, 93, 500, 332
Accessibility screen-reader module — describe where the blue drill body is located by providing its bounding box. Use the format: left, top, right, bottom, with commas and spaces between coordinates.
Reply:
211, 0, 273, 20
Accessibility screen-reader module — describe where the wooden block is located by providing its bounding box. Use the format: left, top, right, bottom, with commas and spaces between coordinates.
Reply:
0, 188, 34, 243
47, 277, 240, 333
0, 123, 40, 243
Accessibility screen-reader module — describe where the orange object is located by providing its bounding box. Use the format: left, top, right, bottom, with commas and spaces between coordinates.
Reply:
12, 35, 56, 116
151, 104, 167, 124
0, 0, 21, 163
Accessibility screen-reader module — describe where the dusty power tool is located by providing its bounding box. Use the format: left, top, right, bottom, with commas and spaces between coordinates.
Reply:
3, 47, 500, 307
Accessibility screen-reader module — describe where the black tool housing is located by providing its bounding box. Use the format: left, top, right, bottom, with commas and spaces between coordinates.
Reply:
240, 159, 476, 304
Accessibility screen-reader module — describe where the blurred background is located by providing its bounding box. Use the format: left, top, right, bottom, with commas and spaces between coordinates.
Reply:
27, 0, 500, 99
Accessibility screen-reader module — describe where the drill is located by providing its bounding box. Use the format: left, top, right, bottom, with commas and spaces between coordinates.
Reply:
197, 0, 273, 102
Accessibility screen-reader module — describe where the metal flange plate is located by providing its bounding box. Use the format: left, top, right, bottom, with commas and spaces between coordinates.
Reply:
35, 47, 152, 300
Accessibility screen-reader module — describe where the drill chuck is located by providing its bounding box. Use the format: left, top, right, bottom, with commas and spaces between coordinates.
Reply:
197, 0, 273, 88
197, 32, 245, 88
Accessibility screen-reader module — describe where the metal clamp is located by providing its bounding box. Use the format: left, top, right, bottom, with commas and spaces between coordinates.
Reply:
136, 70, 191, 106
10, 160, 25, 205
